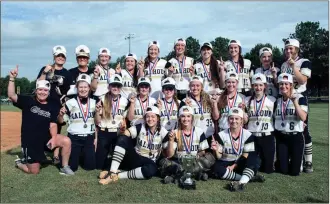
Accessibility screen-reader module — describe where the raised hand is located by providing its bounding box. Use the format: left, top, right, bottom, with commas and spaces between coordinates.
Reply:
156, 94, 162, 109
94, 64, 101, 78
95, 100, 102, 112
44, 64, 53, 73
115, 62, 121, 73
129, 93, 137, 104
168, 130, 176, 142
59, 106, 67, 116
287, 53, 295, 66
9, 65, 19, 78
189, 59, 194, 75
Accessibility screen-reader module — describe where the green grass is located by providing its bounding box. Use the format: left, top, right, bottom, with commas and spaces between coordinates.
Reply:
1, 103, 329, 203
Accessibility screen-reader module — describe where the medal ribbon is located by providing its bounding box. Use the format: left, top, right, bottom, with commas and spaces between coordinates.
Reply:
231, 60, 240, 74
138, 96, 149, 115
112, 96, 120, 120
281, 97, 291, 122
148, 57, 159, 78
227, 92, 238, 109
77, 97, 90, 124
176, 56, 186, 78
254, 95, 266, 121
191, 95, 204, 118
229, 127, 243, 156
201, 62, 211, 81
163, 98, 175, 122
181, 127, 194, 154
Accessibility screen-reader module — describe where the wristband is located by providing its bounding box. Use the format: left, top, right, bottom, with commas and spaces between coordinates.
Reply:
9, 79, 15, 82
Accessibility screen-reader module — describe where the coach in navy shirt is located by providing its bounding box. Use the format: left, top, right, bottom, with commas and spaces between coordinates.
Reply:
8, 66, 74, 175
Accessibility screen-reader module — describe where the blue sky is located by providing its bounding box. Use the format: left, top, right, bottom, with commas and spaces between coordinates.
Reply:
1, 1, 328, 80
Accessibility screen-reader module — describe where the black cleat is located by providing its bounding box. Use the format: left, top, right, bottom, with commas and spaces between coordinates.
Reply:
229, 181, 245, 192
303, 162, 313, 173
250, 173, 265, 183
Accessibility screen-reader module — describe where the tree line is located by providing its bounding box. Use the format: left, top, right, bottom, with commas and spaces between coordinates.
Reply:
1, 21, 328, 97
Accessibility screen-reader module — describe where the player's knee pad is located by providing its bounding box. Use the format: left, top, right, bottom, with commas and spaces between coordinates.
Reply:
194, 152, 216, 173
141, 163, 158, 179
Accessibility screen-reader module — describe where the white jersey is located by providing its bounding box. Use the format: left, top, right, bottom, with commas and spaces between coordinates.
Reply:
158, 98, 180, 131
245, 95, 276, 134
65, 97, 96, 135
120, 69, 137, 99
172, 127, 209, 158
143, 58, 167, 99
280, 58, 311, 94
98, 95, 129, 131
182, 97, 214, 138
130, 95, 157, 126
194, 61, 221, 94
128, 124, 169, 162
218, 92, 245, 130
274, 94, 308, 132
225, 59, 252, 92
167, 56, 193, 92
217, 128, 254, 162
255, 67, 280, 97
92, 67, 116, 97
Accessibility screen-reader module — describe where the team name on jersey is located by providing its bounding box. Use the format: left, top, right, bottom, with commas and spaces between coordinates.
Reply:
137, 138, 162, 151
248, 110, 272, 117
193, 107, 211, 114
145, 69, 165, 75
70, 111, 95, 120
160, 109, 178, 117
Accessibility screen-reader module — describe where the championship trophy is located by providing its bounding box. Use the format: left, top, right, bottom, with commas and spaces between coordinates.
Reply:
178, 154, 196, 190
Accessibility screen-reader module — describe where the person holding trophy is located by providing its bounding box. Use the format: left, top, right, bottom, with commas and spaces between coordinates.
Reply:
159, 105, 215, 187
98, 106, 172, 185
211, 107, 265, 192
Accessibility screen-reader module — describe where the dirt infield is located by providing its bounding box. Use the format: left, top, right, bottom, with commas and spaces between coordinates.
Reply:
1, 112, 21, 152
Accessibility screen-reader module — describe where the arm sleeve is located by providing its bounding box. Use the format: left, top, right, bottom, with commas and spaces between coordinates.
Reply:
300, 61, 312, 78
243, 135, 256, 153
198, 133, 209, 151
298, 96, 308, 113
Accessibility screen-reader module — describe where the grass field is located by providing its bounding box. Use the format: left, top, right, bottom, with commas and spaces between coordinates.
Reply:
1, 103, 329, 203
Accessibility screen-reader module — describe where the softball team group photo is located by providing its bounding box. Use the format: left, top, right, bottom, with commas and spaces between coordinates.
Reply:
7, 38, 313, 192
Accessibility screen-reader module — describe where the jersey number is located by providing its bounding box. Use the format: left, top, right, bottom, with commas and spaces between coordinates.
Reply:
261, 123, 268, 131
268, 88, 273, 96
290, 122, 295, 130
206, 119, 213, 127
244, 78, 249, 87
90, 124, 95, 132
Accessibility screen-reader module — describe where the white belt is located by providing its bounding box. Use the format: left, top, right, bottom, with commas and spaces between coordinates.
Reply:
252, 132, 272, 137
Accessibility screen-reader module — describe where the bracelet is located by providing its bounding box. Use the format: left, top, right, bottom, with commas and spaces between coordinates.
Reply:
93, 77, 98, 79
9, 79, 15, 82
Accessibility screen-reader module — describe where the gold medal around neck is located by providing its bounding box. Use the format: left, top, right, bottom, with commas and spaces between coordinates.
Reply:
84, 124, 87, 128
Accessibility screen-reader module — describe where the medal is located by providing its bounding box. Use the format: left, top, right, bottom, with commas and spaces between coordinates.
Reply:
281, 122, 285, 127
111, 96, 120, 123
77, 97, 90, 130
209, 82, 212, 87
201, 61, 211, 82
230, 60, 240, 74
229, 128, 243, 155
138, 96, 149, 115
227, 92, 238, 109
176, 56, 185, 80
148, 58, 159, 81
163, 98, 175, 124
149, 151, 152, 157
281, 97, 290, 128
167, 121, 171, 125
254, 95, 266, 126
182, 128, 194, 154
191, 95, 204, 121
147, 129, 157, 155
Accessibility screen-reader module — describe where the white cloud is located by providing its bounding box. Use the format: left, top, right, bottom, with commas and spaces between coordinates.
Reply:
1, 1, 328, 80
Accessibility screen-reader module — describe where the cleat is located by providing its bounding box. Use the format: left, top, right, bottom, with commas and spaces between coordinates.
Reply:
250, 173, 265, 183
303, 162, 313, 173
59, 165, 75, 176
99, 172, 119, 185
163, 176, 174, 184
14, 157, 22, 168
229, 181, 245, 192
98, 171, 109, 179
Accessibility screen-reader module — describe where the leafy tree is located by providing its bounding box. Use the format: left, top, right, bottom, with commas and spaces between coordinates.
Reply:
210, 37, 230, 61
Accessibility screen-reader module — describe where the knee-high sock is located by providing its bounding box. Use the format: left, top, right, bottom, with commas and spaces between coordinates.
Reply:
118, 167, 144, 180
222, 168, 241, 181
240, 168, 254, 184
110, 146, 125, 172
304, 142, 312, 163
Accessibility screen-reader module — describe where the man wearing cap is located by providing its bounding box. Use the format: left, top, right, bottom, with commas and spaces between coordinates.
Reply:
255, 47, 280, 97
91, 47, 115, 97
8, 66, 74, 175
166, 38, 194, 100
67, 45, 94, 97
220, 40, 253, 96
37, 45, 72, 164
194, 42, 222, 95
280, 39, 313, 173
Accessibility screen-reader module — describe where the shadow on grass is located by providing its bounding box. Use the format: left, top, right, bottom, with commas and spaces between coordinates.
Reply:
305, 196, 328, 203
